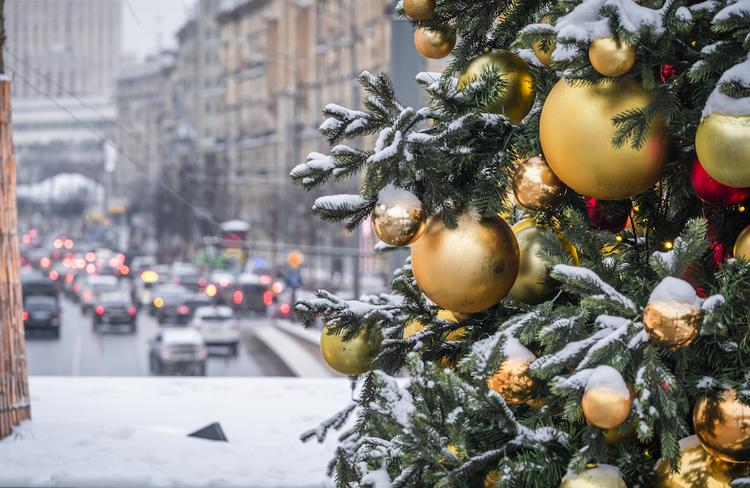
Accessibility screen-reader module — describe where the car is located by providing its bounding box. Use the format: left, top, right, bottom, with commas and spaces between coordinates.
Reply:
130, 256, 156, 275
22, 270, 59, 303
230, 273, 271, 315
92, 292, 137, 333
190, 306, 240, 355
80, 275, 120, 313
150, 284, 190, 318
173, 272, 206, 292
158, 292, 212, 325
23, 295, 61, 337
149, 328, 207, 376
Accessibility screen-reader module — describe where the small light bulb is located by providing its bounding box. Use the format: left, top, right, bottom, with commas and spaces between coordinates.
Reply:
739, 205, 746, 213
663, 241, 673, 250
615, 235, 623, 242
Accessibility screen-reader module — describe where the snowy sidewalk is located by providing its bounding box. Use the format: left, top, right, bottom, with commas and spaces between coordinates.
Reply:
0, 377, 351, 487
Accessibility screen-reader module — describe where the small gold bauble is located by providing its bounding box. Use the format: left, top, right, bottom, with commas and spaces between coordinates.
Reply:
696, 114, 750, 188
654, 435, 735, 487
540, 79, 667, 200
320, 326, 382, 376
487, 337, 536, 405
643, 277, 702, 349
414, 25, 456, 59
602, 422, 635, 446
588, 35, 636, 77
582, 366, 631, 429
403, 310, 465, 341
532, 16, 556, 66
694, 389, 750, 464
485, 471, 500, 488
513, 155, 566, 211
559, 465, 627, 488
734, 223, 750, 260
403, 0, 435, 20
411, 211, 519, 314
457, 50, 535, 124
508, 219, 578, 305
372, 187, 426, 247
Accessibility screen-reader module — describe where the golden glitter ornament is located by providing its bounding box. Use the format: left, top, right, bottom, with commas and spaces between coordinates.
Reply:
582, 365, 631, 429
411, 211, 519, 314
414, 25, 456, 59
643, 277, 702, 349
540, 79, 667, 200
696, 114, 750, 188
457, 50, 535, 124
320, 326, 382, 376
694, 389, 750, 463
372, 187, 426, 247
588, 35, 636, 77
734, 223, 750, 260
403, 0, 435, 20
512, 155, 566, 211
508, 219, 579, 305
654, 435, 736, 488
487, 336, 536, 405
559, 465, 627, 488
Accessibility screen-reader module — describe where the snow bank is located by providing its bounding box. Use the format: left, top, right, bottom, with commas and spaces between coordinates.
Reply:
0, 377, 350, 487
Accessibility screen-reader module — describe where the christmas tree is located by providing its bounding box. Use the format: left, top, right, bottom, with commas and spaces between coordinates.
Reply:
291, 0, 750, 486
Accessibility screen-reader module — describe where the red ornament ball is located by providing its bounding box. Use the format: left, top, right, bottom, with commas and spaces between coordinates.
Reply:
659, 64, 677, 83
691, 158, 750, 206
586, 198, 631, 233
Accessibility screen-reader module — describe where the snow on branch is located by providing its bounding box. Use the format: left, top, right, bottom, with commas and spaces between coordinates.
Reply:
551, 265, 636, 311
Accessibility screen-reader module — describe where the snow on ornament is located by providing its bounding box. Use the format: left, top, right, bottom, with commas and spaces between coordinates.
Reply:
560, 464, 627, 488
643, 277, 702, 349
486, 336, 537, 405
581, 365, 631, 430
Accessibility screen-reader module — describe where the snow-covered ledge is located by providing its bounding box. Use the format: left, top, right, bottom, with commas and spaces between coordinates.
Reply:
0, 377, 350, 487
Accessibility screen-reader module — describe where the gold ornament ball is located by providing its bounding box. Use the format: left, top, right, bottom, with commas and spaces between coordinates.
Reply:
696, 114, 750, 188
654, 435, 735, 488
320, 326, 382, 376
532, 16, 556, 66
582, 365, 631, 429
560, 465, 627, 488
509, 219, 578, 305
414, 26, 456, 60
588, 35, 636, 77
602, 422, 636, 446
403, 310, 465, 341
513, 155, 566, 211
734, 223, 750, 260
694, 389, 750, 464
643, 278, 702, 349
403, 0, 435, 20
485, 471, 500, 488
372, 187, 426, 247
457, 50, 536, 124
487, 336, 537, 405
411, 211, 519, 314
540, 79, 667, 200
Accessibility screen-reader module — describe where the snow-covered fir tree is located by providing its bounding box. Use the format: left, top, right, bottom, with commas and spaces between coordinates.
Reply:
292, 0, 750, 486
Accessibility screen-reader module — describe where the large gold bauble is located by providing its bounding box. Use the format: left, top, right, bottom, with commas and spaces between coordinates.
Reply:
694, 389, 750, 464
372, 188, 425, 246
734, 223, 750, 260
457, 50, 535, 124
411, 212, 519, 314
582, 366, 631, 429
320, 326, 382, 376
540, 79, 667, 200
654, 435, 735, 487
508, 219, 578, 305
512, 155, 566, 211
643, 278, 702, 349
696, 114, 750, 188
414, 26, 456, 60
559, 465, 627, 488
588, 36, 636, 77
403, 0, 435, 20
487, 337, 536, 405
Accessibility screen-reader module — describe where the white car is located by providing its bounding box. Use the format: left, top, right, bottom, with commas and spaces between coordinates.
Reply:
190, 305, 240, 355
149, 327, 208, 376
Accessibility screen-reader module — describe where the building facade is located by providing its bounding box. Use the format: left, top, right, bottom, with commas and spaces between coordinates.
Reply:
6, 0, 122, 99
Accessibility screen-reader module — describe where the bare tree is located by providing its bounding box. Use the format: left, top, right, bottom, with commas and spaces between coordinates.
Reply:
0, 0, 31, 439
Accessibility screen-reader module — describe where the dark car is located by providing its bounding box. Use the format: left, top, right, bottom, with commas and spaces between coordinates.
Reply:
23, 295, 61, 337
158, 292, 212, 325
151, 284, 190, 320
230, 273, 270, 315
93, 292, 137, 333
22, 270, 59, 303
173, 273, 206, 293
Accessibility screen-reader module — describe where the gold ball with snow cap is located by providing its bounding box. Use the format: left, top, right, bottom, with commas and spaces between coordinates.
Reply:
372, 186, 426, 247
581, 365, 631, 429
559, 464, 627, 488
643, 277, 702, 350
487, 336, 537, 405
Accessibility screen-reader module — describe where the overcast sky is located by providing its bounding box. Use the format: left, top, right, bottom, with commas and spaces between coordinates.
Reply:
121, 0, 196, 61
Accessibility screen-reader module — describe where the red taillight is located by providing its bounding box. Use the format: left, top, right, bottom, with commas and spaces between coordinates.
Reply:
280, 303, 291, 315
177, 305, 190, 315
198, 277, 207, 287
95, 306, 105, 316
128, 306, 137, 316
22, 311, 28, 321
120, 265, 130, 276
49, 270, 59, 280
233, 289, 244, 305
263, 290, 273, 306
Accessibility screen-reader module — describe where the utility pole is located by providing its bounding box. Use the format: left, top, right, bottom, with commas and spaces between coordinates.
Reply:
349, 0, 361, 300
0, 0, 32, 439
